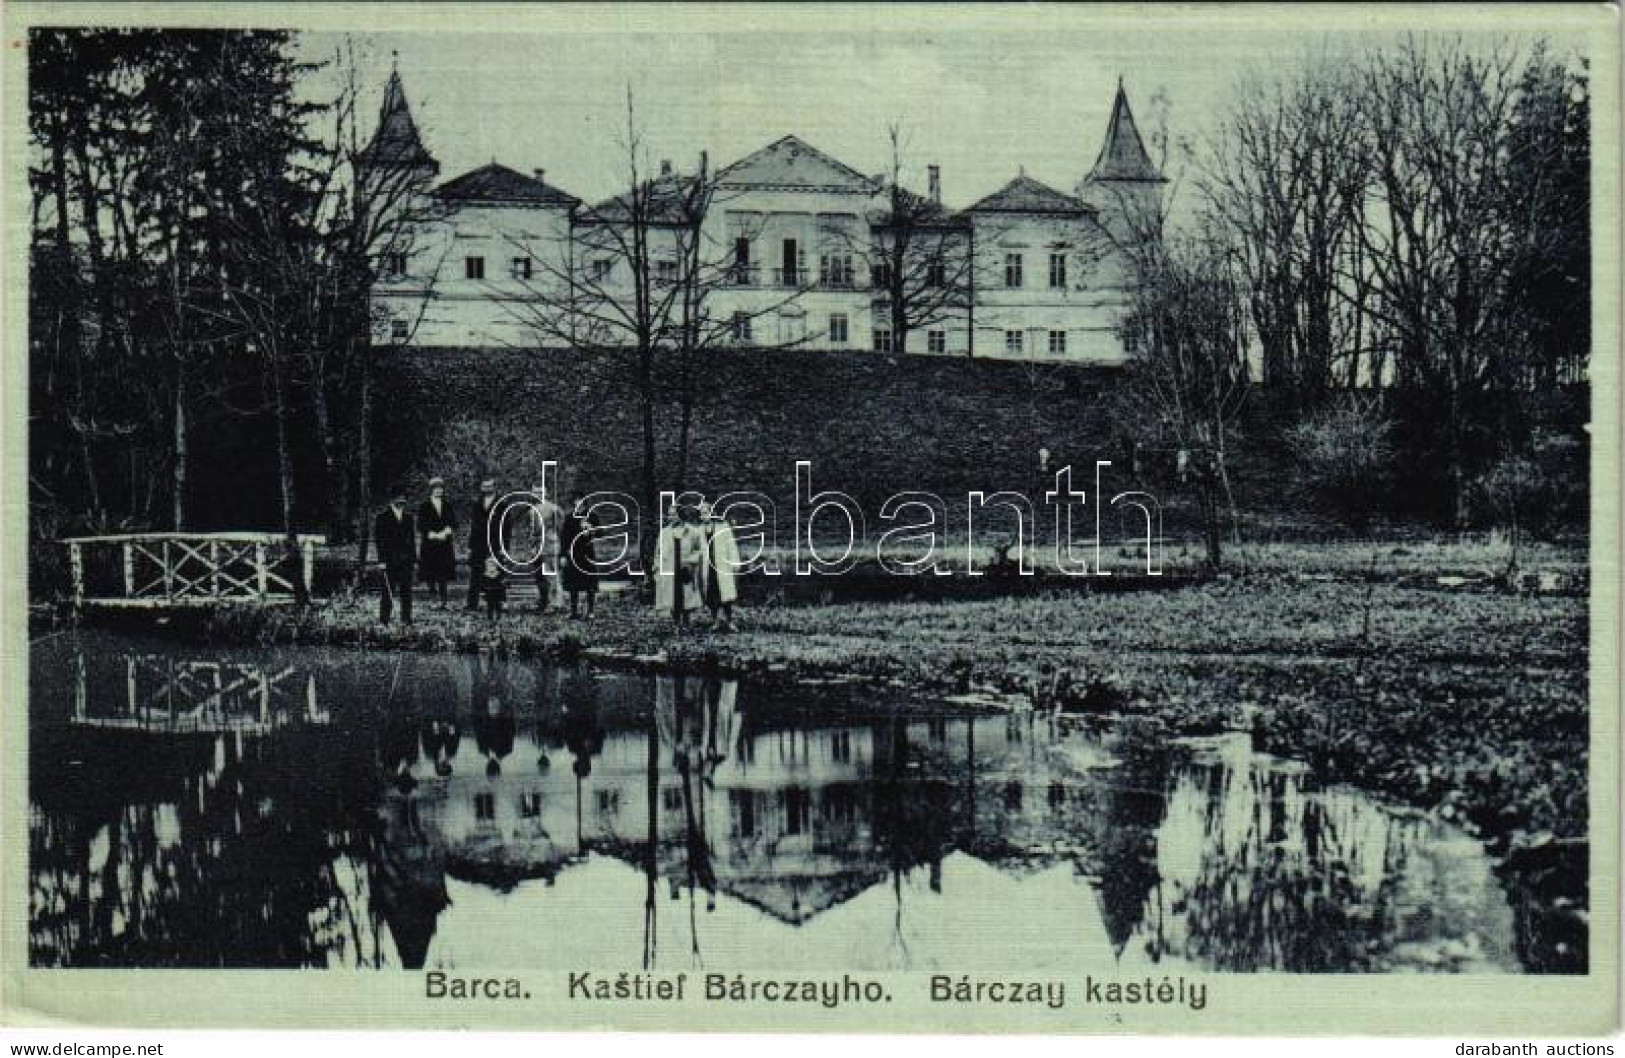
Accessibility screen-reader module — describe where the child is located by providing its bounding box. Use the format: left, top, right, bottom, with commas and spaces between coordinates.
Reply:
480, 555, 506, 620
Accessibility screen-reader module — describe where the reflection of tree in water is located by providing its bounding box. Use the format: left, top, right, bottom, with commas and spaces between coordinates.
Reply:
1088, 732, 1170, 960
30, 721, 382, 967
1158, 758, 1406, 972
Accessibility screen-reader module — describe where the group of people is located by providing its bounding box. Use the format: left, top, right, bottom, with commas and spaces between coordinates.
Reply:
372, 477, 605, 626
371, 479, 745, 630
654, 501, 741, 632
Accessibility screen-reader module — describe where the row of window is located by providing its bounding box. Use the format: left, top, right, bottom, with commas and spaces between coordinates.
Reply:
389, 249, 1072, 291
723, 313, 1071, 357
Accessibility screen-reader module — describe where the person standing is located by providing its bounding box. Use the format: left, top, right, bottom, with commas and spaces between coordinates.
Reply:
698, 502, 741, 630
375, 493, 417, 627
560, 489, 601, 620
417, 476, 457, 607
654, 505, 702, 629
530, 482, 564, 614
466, 479, 500, 611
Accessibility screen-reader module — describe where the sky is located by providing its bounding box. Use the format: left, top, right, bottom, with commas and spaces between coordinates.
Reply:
295, 13, 1581, 211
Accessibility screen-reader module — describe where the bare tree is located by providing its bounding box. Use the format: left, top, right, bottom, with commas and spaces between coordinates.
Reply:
837, 124, 974, 356
1202, 62, 1375, 402
498, 89, 812, 557
1355, 37, 1563, 526
1119, 230, 1251, 570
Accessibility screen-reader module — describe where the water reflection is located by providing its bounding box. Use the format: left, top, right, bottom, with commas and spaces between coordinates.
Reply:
30, 633, 1521, 973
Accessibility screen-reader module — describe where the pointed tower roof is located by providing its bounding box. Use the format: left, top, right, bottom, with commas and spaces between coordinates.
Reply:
358, 66, 437, 171
1088, 80, 1164, 184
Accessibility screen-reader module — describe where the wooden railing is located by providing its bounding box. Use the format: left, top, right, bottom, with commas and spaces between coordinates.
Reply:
62, 532, 325, 607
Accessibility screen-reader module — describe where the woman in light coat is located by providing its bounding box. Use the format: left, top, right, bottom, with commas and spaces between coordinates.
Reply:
653, 508, 703, 628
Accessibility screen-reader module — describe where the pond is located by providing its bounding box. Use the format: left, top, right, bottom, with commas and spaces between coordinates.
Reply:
29, 631, 1526, 973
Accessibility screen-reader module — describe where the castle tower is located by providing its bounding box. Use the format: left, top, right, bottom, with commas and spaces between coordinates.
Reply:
356, 63, 440, 221
1078, 79, 1165, 247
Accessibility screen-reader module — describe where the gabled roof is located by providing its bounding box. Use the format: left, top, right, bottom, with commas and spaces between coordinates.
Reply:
966, 173, 1095, 215
357, 68, 437, 171
1088, 80, 1165, 183
436, 163, 580, 207
714, 135, 879, 193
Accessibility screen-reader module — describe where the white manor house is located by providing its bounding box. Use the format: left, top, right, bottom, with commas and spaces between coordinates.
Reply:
364, 69, 1164, 364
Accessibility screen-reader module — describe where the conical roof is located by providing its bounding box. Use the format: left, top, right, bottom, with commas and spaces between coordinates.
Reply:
358, 68, 437, 170
1088, 80, 1164, 184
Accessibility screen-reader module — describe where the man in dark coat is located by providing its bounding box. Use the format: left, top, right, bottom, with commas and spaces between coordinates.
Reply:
465, 478, 500, 611
375, 493, 417, 626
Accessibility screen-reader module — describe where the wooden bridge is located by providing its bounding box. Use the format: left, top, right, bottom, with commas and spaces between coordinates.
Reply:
63, 532, 325, 609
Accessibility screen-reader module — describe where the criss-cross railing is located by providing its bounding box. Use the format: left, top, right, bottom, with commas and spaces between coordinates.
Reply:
62, 532, 325, 607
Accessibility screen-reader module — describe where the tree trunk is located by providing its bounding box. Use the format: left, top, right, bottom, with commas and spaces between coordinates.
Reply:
172, 361, 188, 529
354, 338, 375, 576
638, 345, 658, 570
269, 355, 310, 607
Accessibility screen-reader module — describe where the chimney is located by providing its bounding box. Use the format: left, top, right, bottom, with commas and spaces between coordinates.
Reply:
699, 149, 709, 176
928, 164, 941, 204
532, 168, 546, 184
660, 159, 673, 177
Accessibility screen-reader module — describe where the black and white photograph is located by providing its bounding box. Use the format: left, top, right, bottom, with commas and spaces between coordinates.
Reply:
4, 1, 1616, 1038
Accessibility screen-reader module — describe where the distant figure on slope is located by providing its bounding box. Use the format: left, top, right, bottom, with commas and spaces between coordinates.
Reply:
375, 493, 417, 627
417, 476, 457, 607
698, 502, 741, 631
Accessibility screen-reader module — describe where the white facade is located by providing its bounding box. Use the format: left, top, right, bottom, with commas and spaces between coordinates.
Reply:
365, 75, 1163, 366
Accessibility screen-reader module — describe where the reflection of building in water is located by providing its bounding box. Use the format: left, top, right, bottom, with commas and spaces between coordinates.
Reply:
31, 641, 1524, 973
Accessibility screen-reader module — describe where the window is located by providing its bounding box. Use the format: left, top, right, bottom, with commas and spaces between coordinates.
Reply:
519, 791, 542, 819
1004, 252, 1023, 288
465, 256, 485, 280
872, 260, 893, 289
591, 259, 613, 282
784, 788, 810, 836
390, 319, 409, 341
927, 329, 946, 354
1049, 252, 1067, 289
873, 328, 893, 353
1048, 330, 1068, 357
779, 238, 802, 287
831, 730, 851, 762
820, 253, 854, 288
730, 789, 757, 838
663, 786, 683, 813
383, 252, 407, 277
828, 314, 849, 344
1005, 329, 1024, 356
732, 312, 752, 344
595, 788, 621, 816
733, 237, 753, 285
510, 256, 533, 280
655, 259, 678, 284
474, 792, 495, 821
927, 258, 947, 287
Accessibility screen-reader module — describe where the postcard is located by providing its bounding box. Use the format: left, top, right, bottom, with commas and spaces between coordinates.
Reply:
1, 1, 1617, 1035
